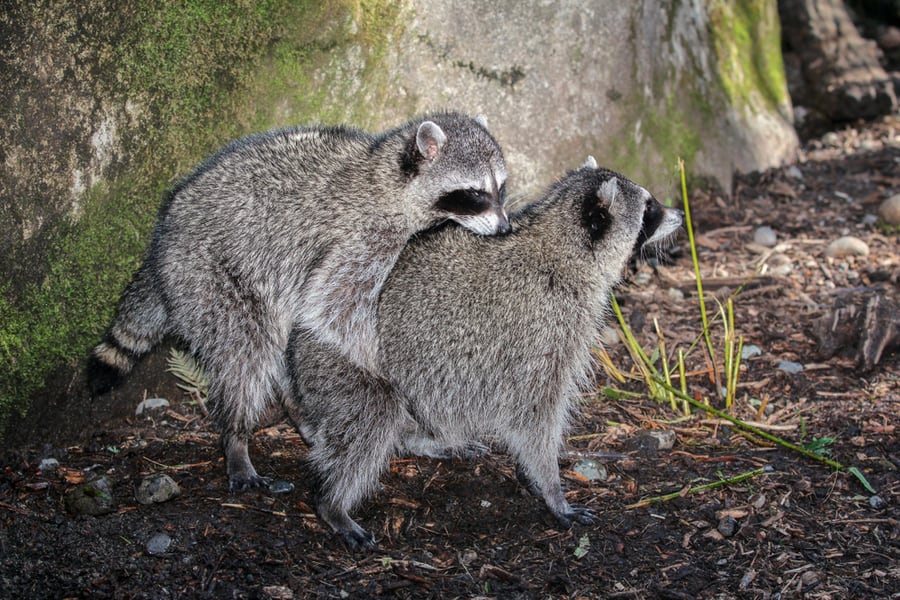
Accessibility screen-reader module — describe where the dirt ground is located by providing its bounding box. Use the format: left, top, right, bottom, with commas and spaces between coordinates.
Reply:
1, 118, 898, 599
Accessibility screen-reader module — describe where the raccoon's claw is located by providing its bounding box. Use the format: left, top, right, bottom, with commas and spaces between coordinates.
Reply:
454, 442, 491, 460
338, 528, 377, 552
227, 474, 273, 493
554, 505, 597, 529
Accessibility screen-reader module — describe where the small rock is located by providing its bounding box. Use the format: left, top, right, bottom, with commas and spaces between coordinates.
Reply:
38, 458, 59, 472
741, 344, 762, 360
869, 495, 886, 509
65, 475, 115, 516
717, 516, 739, 537
135, 397, 170, 416
146, 533, 173, 555
135, 474, 180, 505
667, 287, 684, 302
572, 458, 607, 482
753, 226, 777, 247
785, 165, 803, 180
269, 480, 295, 494
862, 213, 878, 226
648, 430, 676, 451
480, 499, 492, 508
777, 360, 804, 374
262, 586, 294, 600
877, 194, 900, 225
825, 236, 869, 258
634, 271, 652, 286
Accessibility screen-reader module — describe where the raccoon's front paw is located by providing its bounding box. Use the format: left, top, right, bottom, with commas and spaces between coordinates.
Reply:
338, 527, 377, 552
455, 442, 491, 460
227, 474, 273, 493
553, 505, 597, 529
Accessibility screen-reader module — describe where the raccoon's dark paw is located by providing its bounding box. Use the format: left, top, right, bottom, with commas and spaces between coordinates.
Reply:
554, 505, 597, 529
86, 355, 125, 397
339, 527, 377, 552
227, 474, 273, 493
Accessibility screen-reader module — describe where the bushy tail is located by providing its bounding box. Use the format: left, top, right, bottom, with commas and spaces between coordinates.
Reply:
88, 265, 168, 396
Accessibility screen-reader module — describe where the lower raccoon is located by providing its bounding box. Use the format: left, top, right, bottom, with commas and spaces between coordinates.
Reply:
287, 158, 683, 549
88, 112, 509, 490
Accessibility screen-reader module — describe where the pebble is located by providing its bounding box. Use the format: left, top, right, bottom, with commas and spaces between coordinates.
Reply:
38, 458, 59, 472
634, 271, 652, 286
753, 226, 777, 247
269, 480, 295, 494
825, 236, 869, 258
648, 430, 676, 451
262, 586, 294, 600
135, 397, 170, 416
135, 474, 180, 505
741, 345, 762, 360
877, 194, 900, 225
146, 533, 173, 555
572, 458, 607, 482
667, 287, 684, 301
777, 360, 804, 374
786, 165, 803, 180
717, 516, 739, 537
869, 495, 886, 509
65, 475, 115, 516
862, 213, 879, 226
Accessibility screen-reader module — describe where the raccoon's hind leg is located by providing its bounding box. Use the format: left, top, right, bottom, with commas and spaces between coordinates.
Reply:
88, 263, 168, 396
507, 421, 596, 529
305, 375, 401, 552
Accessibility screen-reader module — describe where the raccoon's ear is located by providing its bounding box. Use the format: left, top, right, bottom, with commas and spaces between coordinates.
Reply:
597, 177, 618, 210
581, 155, 598, 170
475, 114, 489, 129
416, 121, 447, 161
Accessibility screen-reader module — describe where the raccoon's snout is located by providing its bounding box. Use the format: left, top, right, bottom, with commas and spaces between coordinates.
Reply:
638, 201, 683, 248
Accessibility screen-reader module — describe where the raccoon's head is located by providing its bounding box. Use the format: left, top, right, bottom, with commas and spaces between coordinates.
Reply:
572, 156, 682, 266
400, 113, 510, 236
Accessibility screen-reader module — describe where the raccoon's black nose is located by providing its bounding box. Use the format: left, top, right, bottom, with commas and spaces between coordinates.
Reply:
497, 219, 512, 235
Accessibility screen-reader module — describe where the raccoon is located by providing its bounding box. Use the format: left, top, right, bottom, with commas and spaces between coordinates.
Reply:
286, 157, 683, 550
88, 112, 509, 490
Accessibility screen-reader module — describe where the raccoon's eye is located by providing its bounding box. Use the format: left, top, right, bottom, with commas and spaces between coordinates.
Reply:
434, 188, 493, 216
637, 198, 664, 247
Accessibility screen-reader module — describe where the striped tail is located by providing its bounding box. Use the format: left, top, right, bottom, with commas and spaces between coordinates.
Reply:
88, 265, 168, 396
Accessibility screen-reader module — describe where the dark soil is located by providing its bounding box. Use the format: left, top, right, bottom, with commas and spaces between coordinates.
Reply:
2, 119, 898, 599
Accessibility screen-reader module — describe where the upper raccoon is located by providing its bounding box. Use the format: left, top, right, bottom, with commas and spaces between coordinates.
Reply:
287, 157, 683, 550
88, 112, 510, 490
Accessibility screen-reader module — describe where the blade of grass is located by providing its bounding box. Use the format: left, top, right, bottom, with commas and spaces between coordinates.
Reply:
626, 467, 768, 509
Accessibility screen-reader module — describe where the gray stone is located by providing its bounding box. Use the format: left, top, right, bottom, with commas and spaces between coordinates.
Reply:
648, 430, 677, 451
717, 516, 739, 537
877, 194, 900, 225
777, 360, 804, 374
786, 165, 804, 180
38, 458, 59, 472
65, 475, 115, 516
135, 397, 170, 416
862, 213, 878, 226
753, 226, 777, 247
667, 287, 685, 302
741, 345, 762, 360
869, 495, 886, 509
135, 474, 180, 505
146, 533, 173, 556
825, 236, 869, 258
269, 480, 295, 494
572, 459, 607, 482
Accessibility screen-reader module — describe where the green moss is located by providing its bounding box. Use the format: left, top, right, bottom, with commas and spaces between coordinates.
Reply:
708, 0, 790, 114
0, 0, 407, 432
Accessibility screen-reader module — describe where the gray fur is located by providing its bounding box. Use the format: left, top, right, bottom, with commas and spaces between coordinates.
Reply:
287, 162, 683, 550
88, 112, 508, 490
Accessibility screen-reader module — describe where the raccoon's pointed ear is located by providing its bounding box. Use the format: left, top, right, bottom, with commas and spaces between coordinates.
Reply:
581, 155, 598, 170
416, 121, 447, 161
597, 177, 618, 210
475, 114, 488, 128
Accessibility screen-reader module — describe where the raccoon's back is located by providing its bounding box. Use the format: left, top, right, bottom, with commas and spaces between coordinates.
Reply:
377, 226, 598, 428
